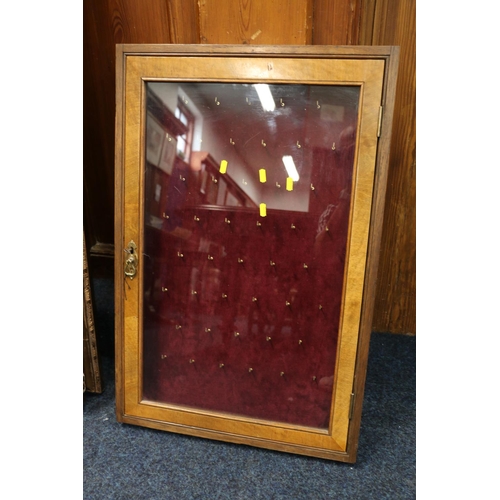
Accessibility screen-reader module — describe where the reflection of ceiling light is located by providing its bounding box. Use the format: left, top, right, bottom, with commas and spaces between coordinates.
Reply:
282, 155, 299, 181
254, 84, 275, 111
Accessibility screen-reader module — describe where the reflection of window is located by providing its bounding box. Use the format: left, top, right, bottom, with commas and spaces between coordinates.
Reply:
175, 98, 194, 161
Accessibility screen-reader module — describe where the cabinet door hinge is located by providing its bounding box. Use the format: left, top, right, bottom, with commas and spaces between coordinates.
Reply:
377, 106, 383, 138
349, 392, 355, 419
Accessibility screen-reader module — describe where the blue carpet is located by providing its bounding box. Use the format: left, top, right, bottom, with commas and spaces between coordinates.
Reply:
84, 278, 415, 499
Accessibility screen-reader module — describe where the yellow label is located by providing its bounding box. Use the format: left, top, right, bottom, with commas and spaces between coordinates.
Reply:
259, 203, 267, 217
286, 177, 294, 191
259, 169, 267, 183
220, 160, 228, 174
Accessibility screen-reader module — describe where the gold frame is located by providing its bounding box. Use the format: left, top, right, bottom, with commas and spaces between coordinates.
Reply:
83, 231, 102, 394
115, 44, 399, 462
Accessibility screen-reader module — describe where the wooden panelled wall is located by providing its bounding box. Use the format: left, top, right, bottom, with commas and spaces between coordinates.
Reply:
83, 0, 415, 335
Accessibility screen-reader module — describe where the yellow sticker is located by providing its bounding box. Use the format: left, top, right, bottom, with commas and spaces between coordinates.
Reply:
259, 203, 267, 217
286, 177, 294, 191
220, 160, 228, 174
259, 169, 267, 183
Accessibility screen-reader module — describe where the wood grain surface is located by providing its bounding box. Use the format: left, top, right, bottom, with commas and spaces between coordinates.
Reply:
362, 0, 416, 334
198, 0, 313, 44
312, 0, 362, 45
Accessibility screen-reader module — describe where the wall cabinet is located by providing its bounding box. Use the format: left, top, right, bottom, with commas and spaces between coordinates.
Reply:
115, 44, 399, 462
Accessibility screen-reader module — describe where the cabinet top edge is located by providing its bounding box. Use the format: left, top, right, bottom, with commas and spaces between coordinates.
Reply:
116, 44, 399, 59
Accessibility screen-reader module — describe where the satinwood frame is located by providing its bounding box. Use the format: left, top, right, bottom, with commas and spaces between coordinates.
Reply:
114, 44, 399, 462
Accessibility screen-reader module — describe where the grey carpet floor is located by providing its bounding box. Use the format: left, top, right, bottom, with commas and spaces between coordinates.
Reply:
84, 330, 415, 499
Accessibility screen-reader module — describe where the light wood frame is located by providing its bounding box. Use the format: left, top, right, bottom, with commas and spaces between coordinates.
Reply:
115, 44, 399, 463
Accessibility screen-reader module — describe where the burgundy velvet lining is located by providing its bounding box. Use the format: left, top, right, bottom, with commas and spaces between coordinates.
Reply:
142, 143, 354, 429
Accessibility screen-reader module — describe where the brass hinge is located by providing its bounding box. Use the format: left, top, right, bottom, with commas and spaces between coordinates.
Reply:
377, 106, 383, 138
349, 392, 355, 419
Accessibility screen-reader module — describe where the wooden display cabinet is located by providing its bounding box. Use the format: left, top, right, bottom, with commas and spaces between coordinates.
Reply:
115, 44, 399, 462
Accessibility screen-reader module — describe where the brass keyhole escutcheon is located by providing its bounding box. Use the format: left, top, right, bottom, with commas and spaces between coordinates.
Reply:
124, 240, 138, 280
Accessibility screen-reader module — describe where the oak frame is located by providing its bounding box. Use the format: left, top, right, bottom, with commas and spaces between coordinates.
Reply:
115, 44, 399, 463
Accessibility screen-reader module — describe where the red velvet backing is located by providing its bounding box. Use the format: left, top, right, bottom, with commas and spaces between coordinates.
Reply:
142, 83, 358, 429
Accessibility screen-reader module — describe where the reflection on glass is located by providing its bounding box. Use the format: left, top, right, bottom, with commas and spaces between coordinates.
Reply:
142, 82, 360, 429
